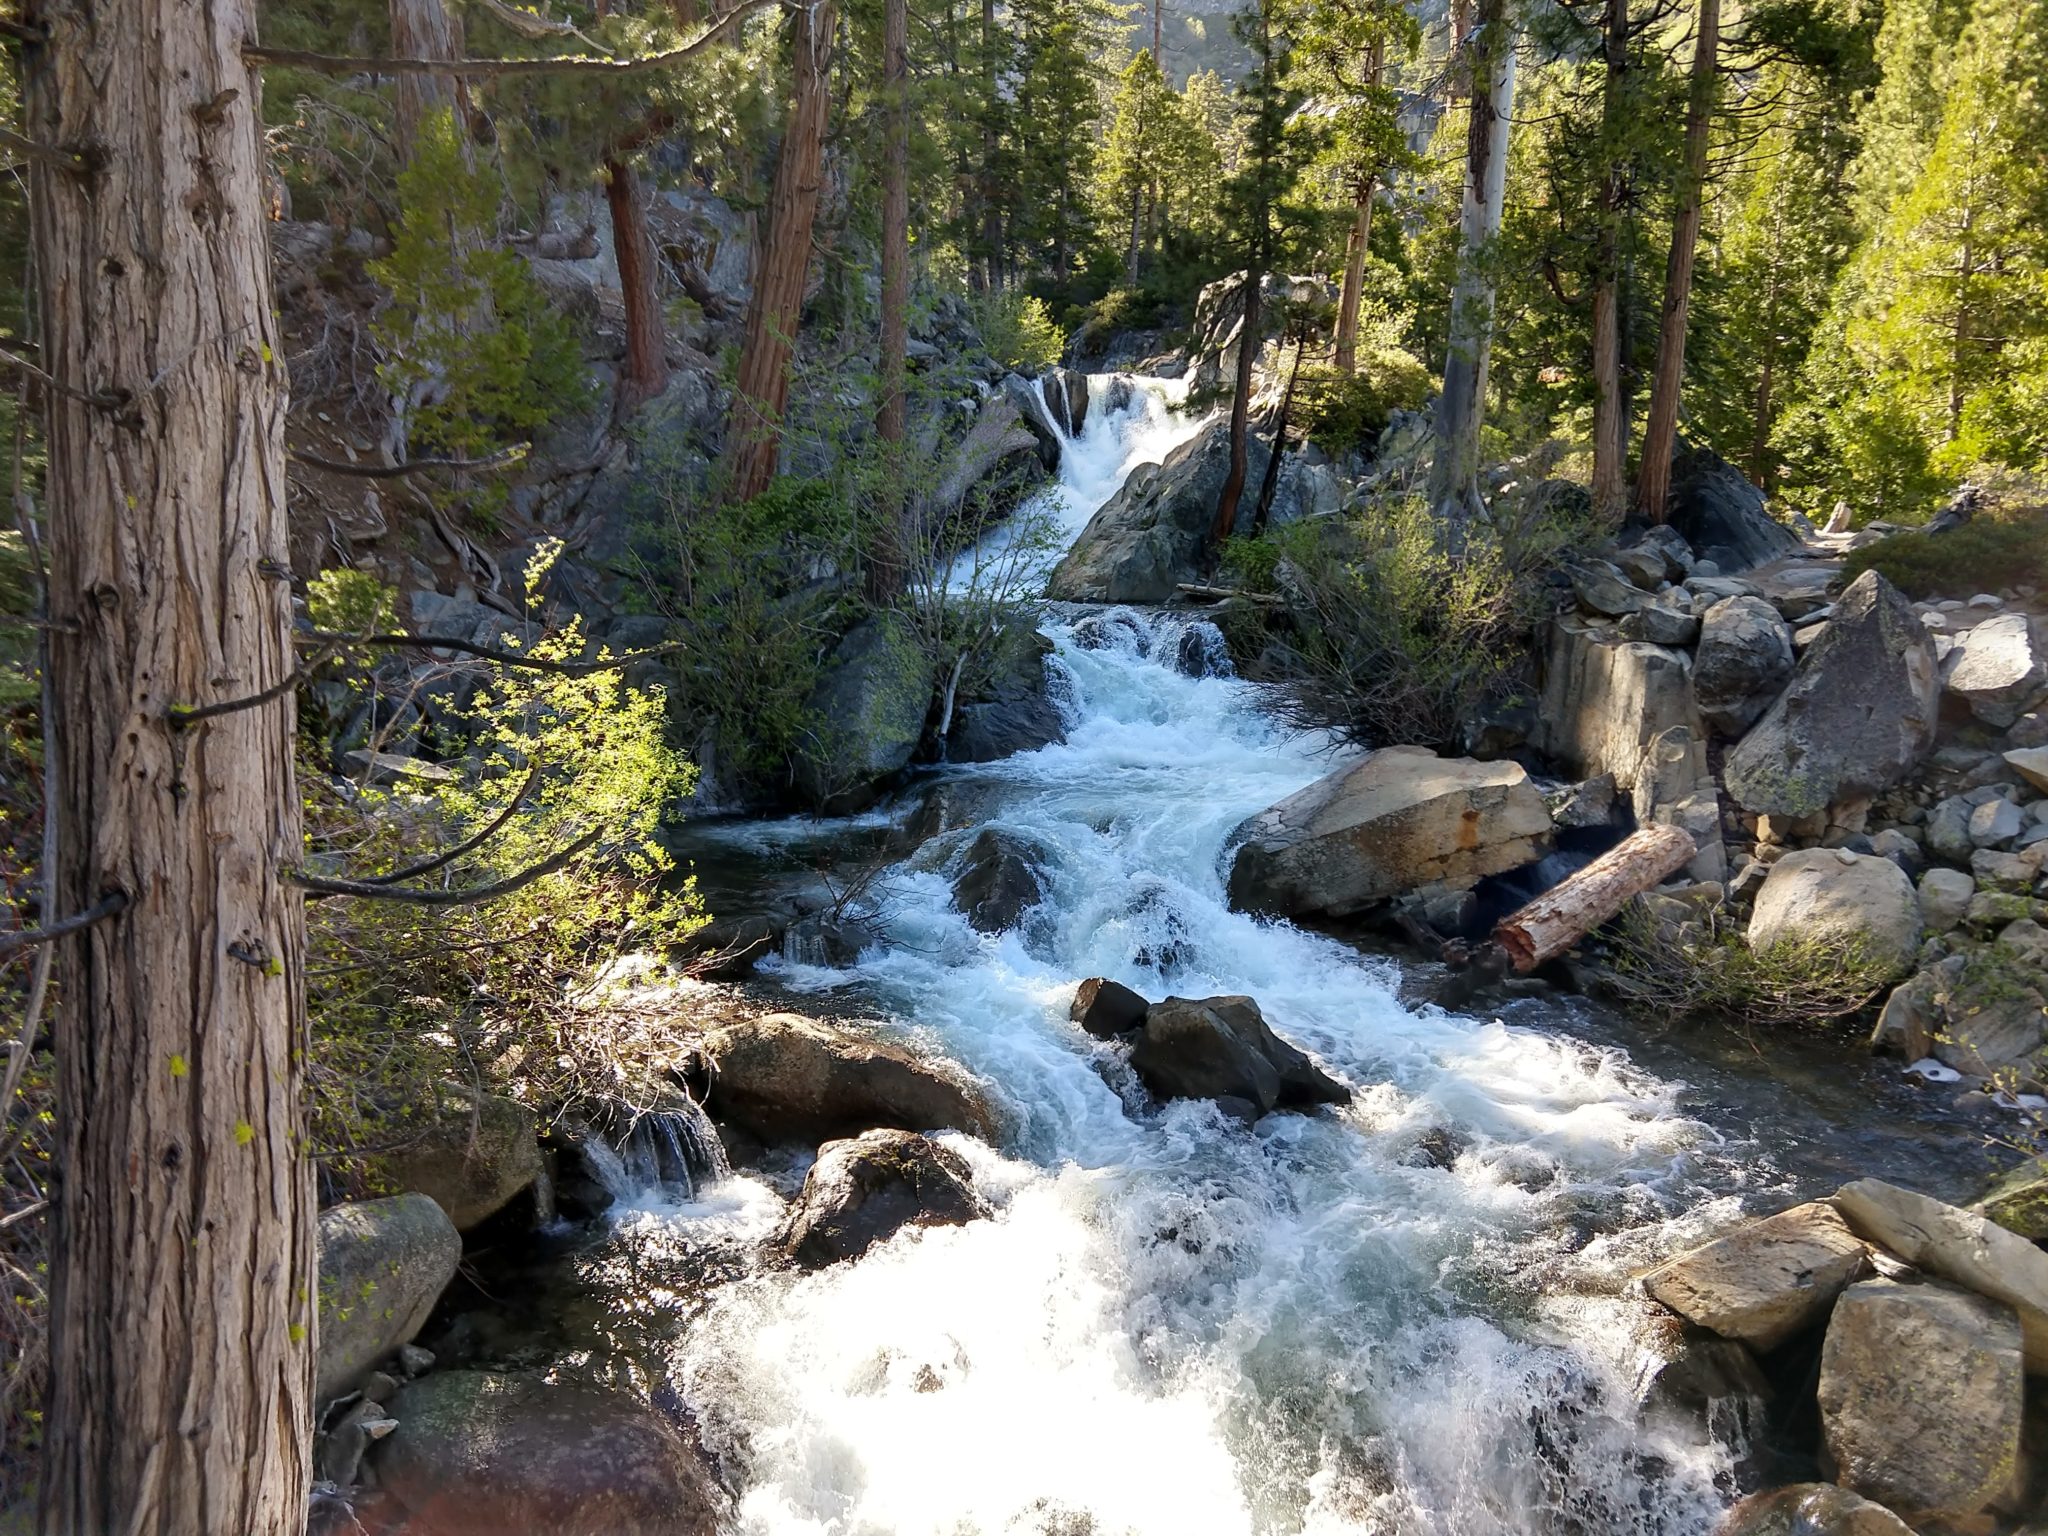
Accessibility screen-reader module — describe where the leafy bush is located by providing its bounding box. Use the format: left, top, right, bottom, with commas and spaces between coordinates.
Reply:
1598, 901, 1893, 1029
972, 290, 1068, 372
370, 110, 589, 459
1841, 496, 2048, 600
1294, 347, 1434, 456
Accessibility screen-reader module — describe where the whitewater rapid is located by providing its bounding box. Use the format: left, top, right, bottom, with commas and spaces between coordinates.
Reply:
637, 379, 1781, 1535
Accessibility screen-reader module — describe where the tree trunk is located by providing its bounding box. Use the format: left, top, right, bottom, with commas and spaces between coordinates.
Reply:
670, 0, 701, 27
870, 0, 910, 603
1634, 0, 1719, 524
1253, 326, 1306, 533
723, 0, 837, 504
1491, 823, 1697, 973
391, 0, 466, 164
1153, 0, 1163, 59
25, 3, 312, 1533
979, 0, 1002, 291
1210, 264, 1263, 548
1588, 0, 1630, 524
1334, 36, 1385, 376
606, 157, 670, 413
1126, 186, 1143, 285
1428, 0, 1517, 539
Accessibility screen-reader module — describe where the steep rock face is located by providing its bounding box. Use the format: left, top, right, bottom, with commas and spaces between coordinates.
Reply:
1642, 1201, 1871, 1351
1127, 995, 1349, 1118
699, 1013, 998, 1146
775, 1129, 989, 1268
1745, 849, 1923, 981
1046, 416, 1268, 604
315, 1195, 461, 1405
1227, 747, 1552, 919
1666, 447, 1804, 571
1725, 572, 1939, 818
1531, 615, 1705, 791
375, 1372, 725, 1536
1817, 1278, 2024, 1524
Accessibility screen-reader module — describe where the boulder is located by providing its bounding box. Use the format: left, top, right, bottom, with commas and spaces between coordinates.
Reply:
999, 371, 1064, 469
1641, 1201, 1871, 1351
1623, 591, 1701, 647
1042, 367, 1090, 437
1817, 1278, 2024, 1523
375, 1372, 723, 1536
1975, 1157, 2048, 1241
1725, 572, 1940, 818
1833, 1178, 2048, 1371
699, 1013, 998, 1145
775, 1129, 989, 1268
1970, 796, 2023, 847
1919, 867, 1977, 933
1046, 416, 1268, 603
1869, 957, 1963, 1060
794, 616, 937, 807
1693, 597, 1795, 738
1926, 794, 1978, 864
364, 1088, 543, 1232
1632, 724, 1711, 824
1565, 560, 1647, 617
1226, 747, 1552, 919
950, 828, 1045, 934
1716, 1485, 1915, 1536
1665, 446, 1805, 572
1945, 613, 2044, 727
1924, 950, 2048, 1076
1128, 995, 1349, 1118
2005, 746, 2048, 793
1531, 614, 1704, 791
946, 624, 1065, 763
1744, 849, 1922, 981
316, 1195, 461, 1405
1071, 977, 1149, 1038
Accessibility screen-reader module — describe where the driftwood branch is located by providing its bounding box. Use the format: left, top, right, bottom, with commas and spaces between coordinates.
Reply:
1490, 822, 1698, 973
245, 0, 774, 78
290, 827, 603, 904
0, 891, 131, 965
287, 443, 528, 478
360, 762, 544, 886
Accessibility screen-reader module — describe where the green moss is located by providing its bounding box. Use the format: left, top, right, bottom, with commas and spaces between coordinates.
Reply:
1977, 1157, 2048, 1239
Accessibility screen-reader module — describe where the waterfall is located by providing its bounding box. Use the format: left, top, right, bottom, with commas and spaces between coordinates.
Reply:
587, 1095, 731, 1205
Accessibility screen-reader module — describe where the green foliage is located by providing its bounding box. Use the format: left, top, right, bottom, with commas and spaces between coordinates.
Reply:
973, 290, 1069, 371
1294, 340, 1432, 455
1840, 496, 2048, 599
1600, 901, 1895, 1029
369, 110, 590, 459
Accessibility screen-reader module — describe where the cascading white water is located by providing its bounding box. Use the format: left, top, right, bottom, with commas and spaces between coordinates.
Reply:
629, 379, 1784, 1534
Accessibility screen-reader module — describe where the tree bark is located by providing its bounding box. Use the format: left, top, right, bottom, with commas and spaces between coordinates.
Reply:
1491, 823, 1697, 973
1634, 0, 1719, 524
870, 0, 910, 602
1210, 264, 1263, 548
25, 1, 313, 1532
1334, 37, 1385, 376
1428, 0, 1516, 540
391, 0, 466, 163
978, 0, 1002, 291
722, 0, 836, 504
606, 157, 671, 413
1253, 325, 1306, 532
1588, 0, 1630, 524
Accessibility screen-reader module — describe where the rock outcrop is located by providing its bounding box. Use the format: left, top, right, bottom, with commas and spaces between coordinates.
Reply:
775, 1129, 989, 1268
363, 1089, 544, 1232
1531, 615, 1704, 791
1226, 747, 1552, 919
1665, 447, 1805, 572
375, 1372, 725, 1536
1745, 849, 1923, 981
1127, 995, 1349, 1120
1724, 572, 1940, 818
316, 1195, 461, 1405
700, 1013, 998, 1145
793, 615, 936, 807
1641, 1201, 1870, 1351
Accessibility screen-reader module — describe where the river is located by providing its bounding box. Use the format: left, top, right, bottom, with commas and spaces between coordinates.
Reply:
514, 378, 1986, 1536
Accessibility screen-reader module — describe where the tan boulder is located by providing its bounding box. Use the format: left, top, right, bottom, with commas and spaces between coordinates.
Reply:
1818, 1278, 2024, 1523
1226, 746, 1551, 919
1833, 1178, 2048, 1371
1642, 1201, 1871, 1351
1715, 1484, 1914, 1536
1745, 849, 1922, 982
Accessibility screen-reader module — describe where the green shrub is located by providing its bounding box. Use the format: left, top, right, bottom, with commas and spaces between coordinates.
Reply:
1295, 347, 1434, 456
972, 290, 1068, 372
1841, 499, 2048, 600
1599, 901, 1894, 1029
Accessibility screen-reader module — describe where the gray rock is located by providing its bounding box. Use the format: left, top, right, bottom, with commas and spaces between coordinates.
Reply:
1610, 544, 1671, 591
1531, 615, 1704, 791
999, 371, 1064, 469
2005, 745, 2048, 793
1666, 446, 1805, 571
1724, 572, 1940, 818
1071, 977, 1149, 1038
316, 1195, 461, 1405
1549, 773, 1618, 829
1715, 1484, 1917, 1536
946, 624, 1066, 764
1643, 1201, 1870, 1351
363, 1089, 543, 1232
1927, 795, 1977, 863
1566, 560, 1647, 617
376, 1372, 724, 1536
1624, 592, 1701, 647
775, 1129, 989, 1268
1128, 994, 1349, 1117
1817, 1278, 2023, 1523
1693, 597, 1795, 737
1918, 867, 1976, 932
1632, 725, 1711, 824
1042, 367, 1090, 437
1945, 612, 2044, 727
1631, 524, 1697, 580
1969, 796, 2023, 848
794, 616, 936, 807
1975, 1156, 2048, 1241
950, 828, 1045, 934
1226, 747, 1552, 919
1746, 848, 1922, 980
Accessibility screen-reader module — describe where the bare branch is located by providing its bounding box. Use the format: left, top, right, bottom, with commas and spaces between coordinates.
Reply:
290, 828, 604, 905
360, 761, 544, 886
0, 891, 130, 965
299, 629, 682, 675
245, 0, 775, 78
288, 443, 528, 478
0, 343, 127, 410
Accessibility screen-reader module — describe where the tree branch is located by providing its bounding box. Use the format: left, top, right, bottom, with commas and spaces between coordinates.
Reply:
360, 761, 544, 886
290, 827, 604, 904
245, 0, 776, 78
0, 891, 130, 965
298, 629, 682, 675
288, 443, 528, 478
0, 343, 128, 410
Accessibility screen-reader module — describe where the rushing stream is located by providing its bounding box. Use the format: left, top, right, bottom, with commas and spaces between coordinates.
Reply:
511, 378, 1986, 1536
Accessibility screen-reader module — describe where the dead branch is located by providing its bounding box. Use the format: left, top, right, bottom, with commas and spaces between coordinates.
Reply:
298, 629, 683, 675
0, 891, 131, 965
291, 827, 604, 904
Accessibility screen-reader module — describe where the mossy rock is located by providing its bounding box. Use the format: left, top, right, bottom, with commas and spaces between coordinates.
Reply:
1976, 1157, 2048, 1241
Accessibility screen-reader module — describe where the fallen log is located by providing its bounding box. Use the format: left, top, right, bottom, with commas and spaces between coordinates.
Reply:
1176, 583, 1285, 606
1491, 822, 1698, 974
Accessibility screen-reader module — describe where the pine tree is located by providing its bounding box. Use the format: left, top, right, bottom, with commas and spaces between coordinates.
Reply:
1099, 52, 1177, 282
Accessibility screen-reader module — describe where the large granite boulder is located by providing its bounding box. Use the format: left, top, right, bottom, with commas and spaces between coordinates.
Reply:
945, 622, 1065, 764
1071, 977, 1150, 1038
1716, 1485, 1915, 1536
1226, 746, 1552, 919
1817, 1278, 2024, 1524
699, 1013, 998, 1145
1869, 951, 2046, 1076
1666, 447, 1805, 572
1944, 612, 2045, 727
1046, 416, 1267, 604
1043, 367, 1090, 437
1530, 615, 1704, 791
316, 1195, 461, 1405
775, 1128, 989, 1268
1127, 995, 1349, 1119
363, 1088, 543, 1232
1724, 572, 1940, 818
1833, 1178, 2048, 1371
1745, 849, 1923, 981
793, 615, 936, 807
950, 828, 1046, 934
1693, 596, 1795, 738
1642, 1201, 1870, 1351
375, 1372, 724, 1536
999, 371, 1064, 469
